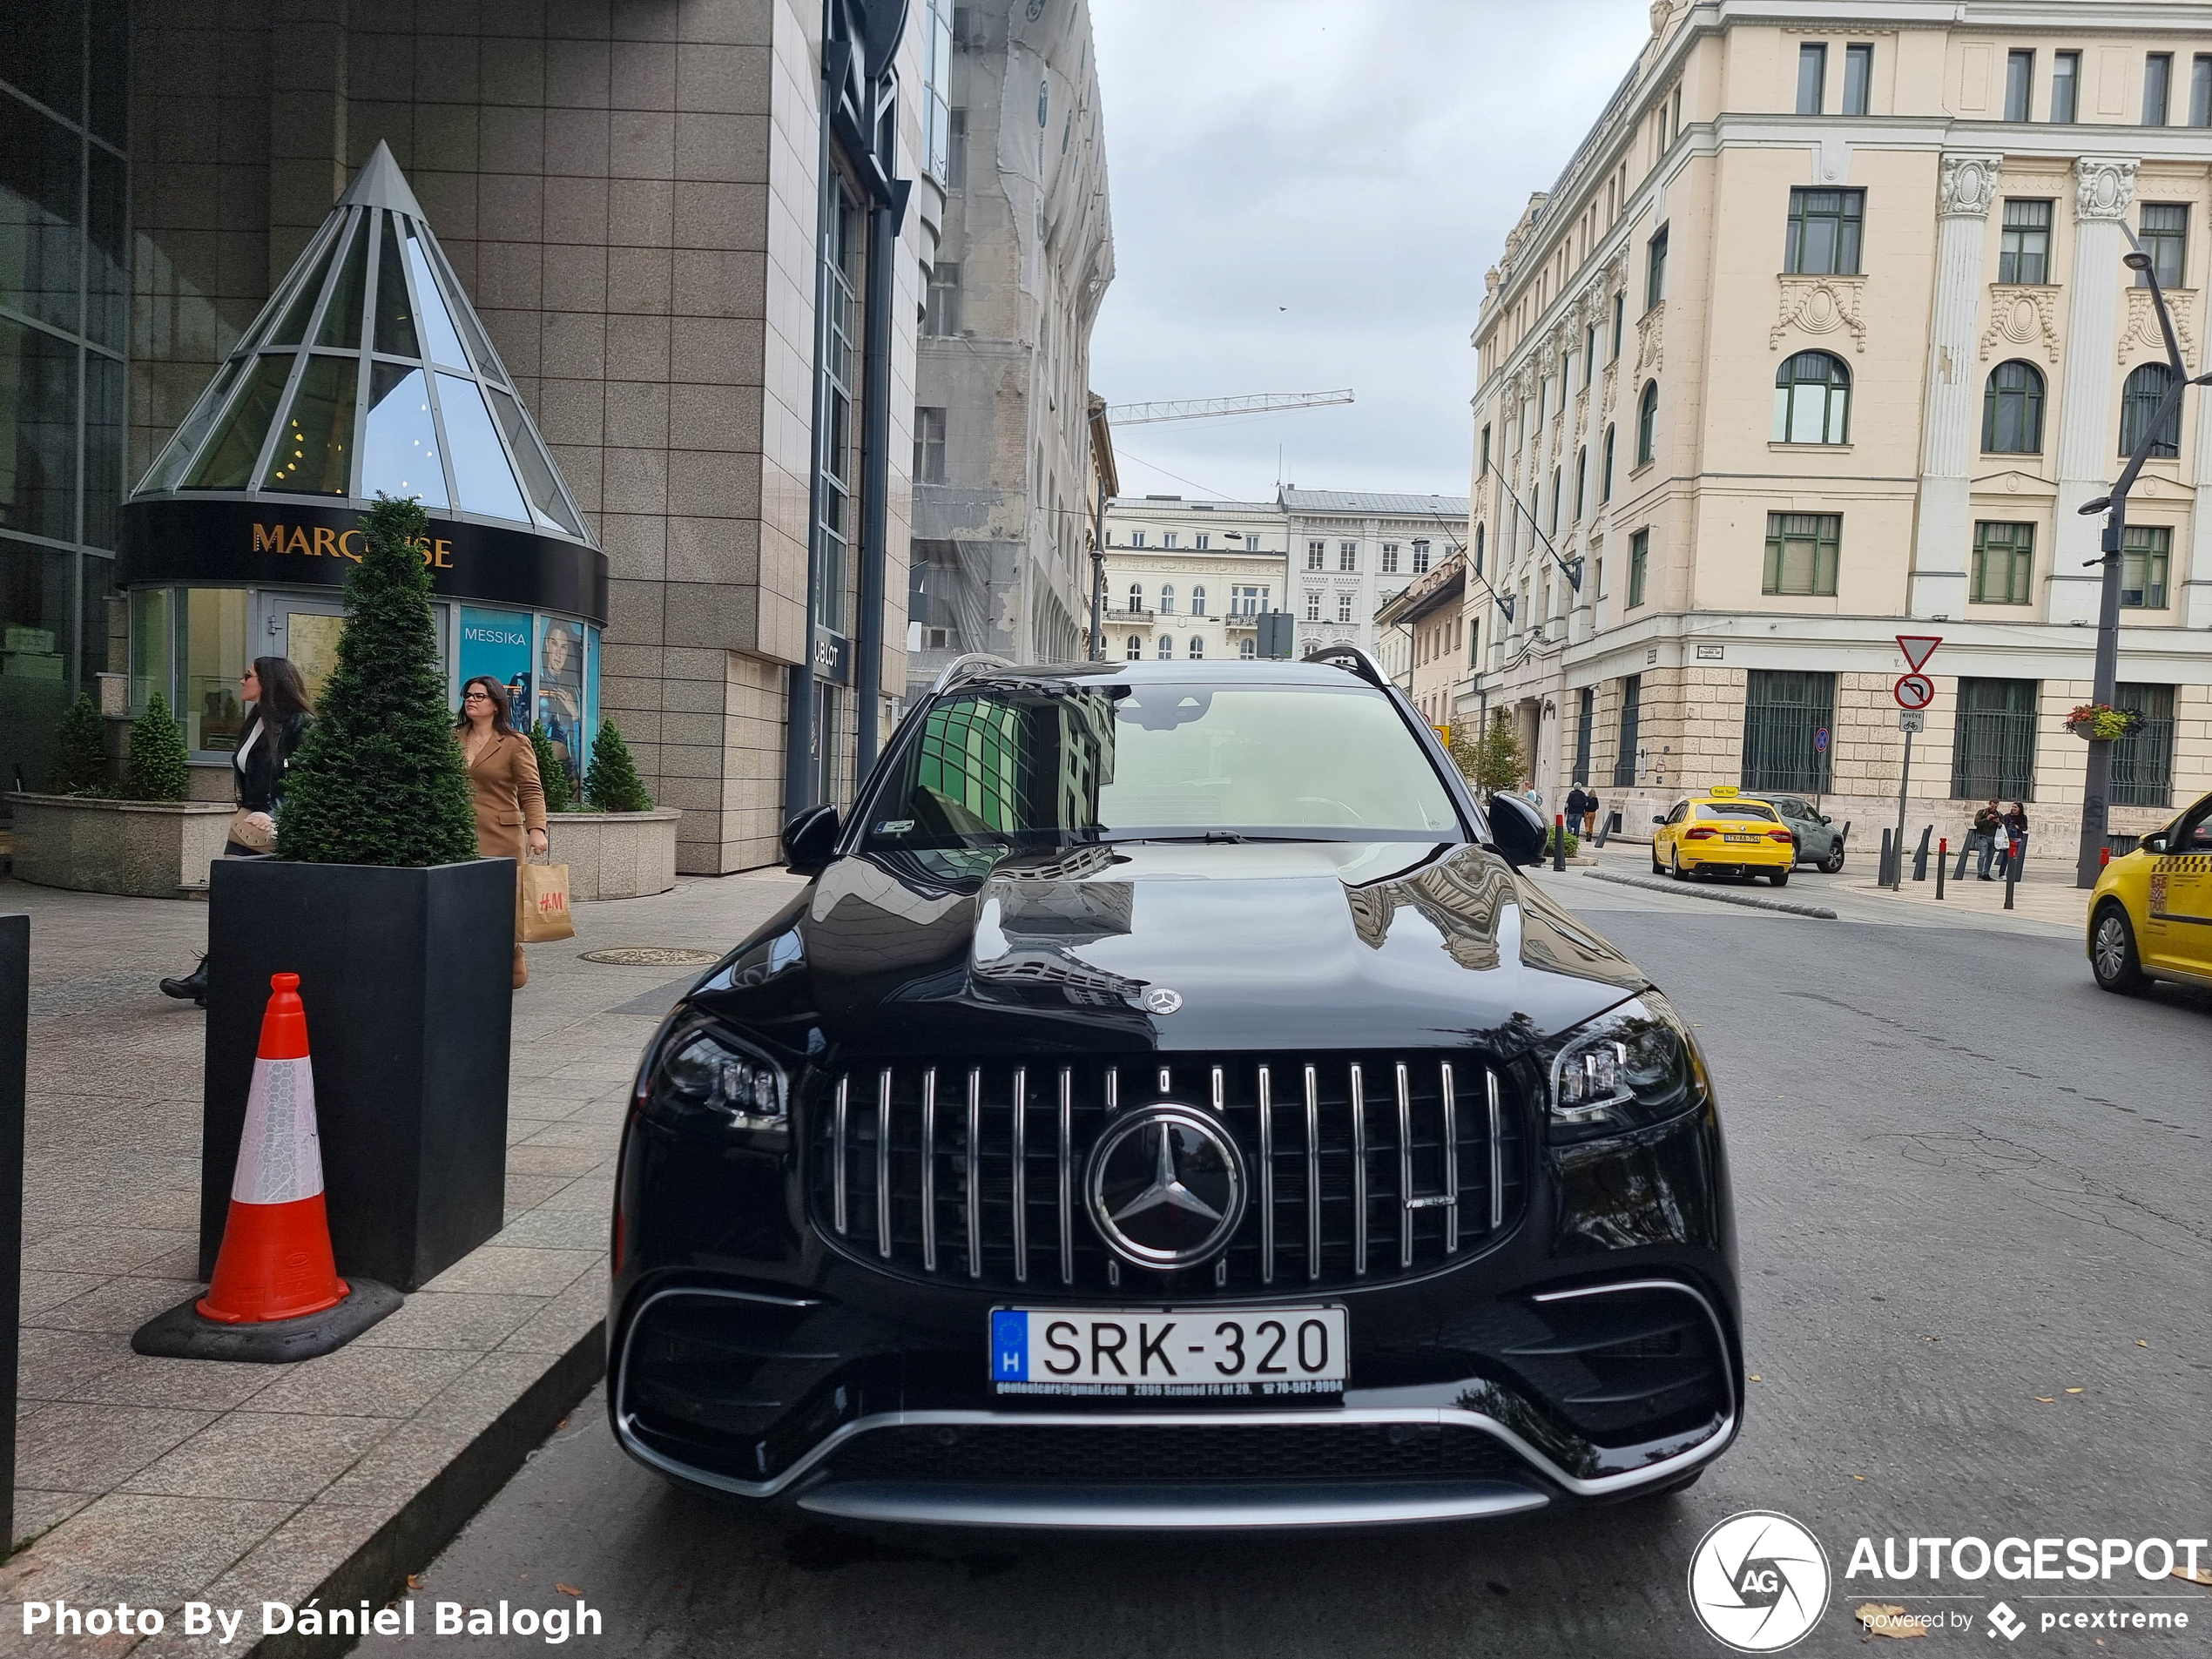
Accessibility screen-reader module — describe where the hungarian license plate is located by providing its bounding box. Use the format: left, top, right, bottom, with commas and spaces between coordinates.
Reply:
989, 1306, 1347, 1402
1724, 833, 1760, 842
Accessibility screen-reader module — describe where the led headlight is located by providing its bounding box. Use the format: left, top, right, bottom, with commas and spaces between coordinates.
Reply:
1536, 992, 1705, 1144
644, 1019, 790, 1138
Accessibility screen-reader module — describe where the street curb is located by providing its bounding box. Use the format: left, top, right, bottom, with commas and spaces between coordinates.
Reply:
249, 1318, 607, 1659
1582, 868, 1838, 920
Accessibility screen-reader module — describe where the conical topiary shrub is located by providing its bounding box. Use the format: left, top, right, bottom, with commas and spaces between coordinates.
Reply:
529, 721, 573, 813
583, 718, 652, 812
125, 691, 191, 801
276, 494, 479, 866
45, 693, 108, 794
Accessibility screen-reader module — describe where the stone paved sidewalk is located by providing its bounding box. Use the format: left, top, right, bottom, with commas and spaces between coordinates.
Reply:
0, 866, 798, 1654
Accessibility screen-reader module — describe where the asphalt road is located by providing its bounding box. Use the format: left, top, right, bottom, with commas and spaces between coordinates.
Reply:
361, 873, 2212, 1659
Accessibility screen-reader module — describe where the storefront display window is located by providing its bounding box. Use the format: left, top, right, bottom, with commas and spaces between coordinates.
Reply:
2, 536, 73, 792
179, 586, 250, 752
539, 616, 587, 799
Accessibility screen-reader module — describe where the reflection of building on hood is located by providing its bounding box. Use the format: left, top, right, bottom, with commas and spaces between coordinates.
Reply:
972, 879, 1144, 1006
971, 947, 1149, 1007
1341, 845, 1508, 972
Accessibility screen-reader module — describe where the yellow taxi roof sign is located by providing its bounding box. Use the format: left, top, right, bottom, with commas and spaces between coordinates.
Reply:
1708, 785, 1740, 797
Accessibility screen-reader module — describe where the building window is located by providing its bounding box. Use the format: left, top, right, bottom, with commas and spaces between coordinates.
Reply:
1950, 678, 2039, 799
1548, 469, 1561, 534
2051, 51, 2080, 123
1162, 532, 1177, 549
2144, 52, 2173, 125
924, 261, 961, 334
1306, 539, 1325, 570
1158, 583, 1176, 614
1473, 524, 1485, 575
1194, 533, 1209, 550
1337, 591, 1353, 624
2138, 204, 2187, 288
1610, 290, 1625, 358
1572, 687, 1594, 781
1574, 447, 1588, 518
1339, 541, 1357, 571
1380, 543, 1399, 574
2120, 363, 2180, 458
1128, 582, 1143, 612
1157, 636, 1172, 659
2120, 525, 2171, 608
948, 108, 968, 185
1413, 539, 1431, 574
1480, 423, 1491, 470
1982, 360, 2046, 453
1635, 381, 1658, 466
2112, 682, 2176, 806
1763, 512, 1842, 596
1125, 635, 1141, 660
1583, 325, 1596, 384
1784, 187, 1864, 275
921, 0, 953, 181
1613, 673, 1642, 788
1771, 350, 1851, 444
1130, 530, 1146, 548
1971, 521, 2034, 604
2004, 50, 2034, 122
1999, 199, 2052, 283
1190, 584, 1206, 616
1796, 42, 1827, 114
1528, 488, 1541, 550
1627, 529, 1649, 608
813, 171, 865, 646
1188, 636, 1203, 659
1602, 425, 1615, 500
1305, 590, 1321, 621
2193, 55, 2212, 126
1843, 43, 1873, 115
1239, 637, 1256, 659
913, 406, 946, 483
1742, 670, 1836, 792
1645, 225, 1668, 309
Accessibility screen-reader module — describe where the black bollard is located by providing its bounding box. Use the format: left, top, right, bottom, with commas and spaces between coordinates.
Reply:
2004, 848, 2020, 911
1594, 812, 1611, 848
1878, 826, 1894, 888
1936, 839, 1947, 900
1553, 815, 1567, 873
1912, 826, 1932, 881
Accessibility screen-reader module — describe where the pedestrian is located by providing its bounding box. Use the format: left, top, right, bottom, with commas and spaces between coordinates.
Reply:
457, 675, 550, 989
1970, 799, 2002, 880
158, 657, 314, 1006
1565, 781, 1596, 839
1998, 800, 2029, 875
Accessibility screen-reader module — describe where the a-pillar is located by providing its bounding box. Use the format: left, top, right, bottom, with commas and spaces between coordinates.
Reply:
1907, 154, 2001, 619
2050, 157, 2139, 625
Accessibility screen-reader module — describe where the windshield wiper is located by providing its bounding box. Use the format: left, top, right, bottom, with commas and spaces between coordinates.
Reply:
1097, 832, 1336, 846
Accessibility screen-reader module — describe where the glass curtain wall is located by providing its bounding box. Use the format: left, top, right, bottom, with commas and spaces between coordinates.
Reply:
1, 0, 127, 795
812, 165, 867, 806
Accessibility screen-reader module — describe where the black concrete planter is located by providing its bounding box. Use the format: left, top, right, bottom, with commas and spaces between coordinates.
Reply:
200, 856, 514, 1291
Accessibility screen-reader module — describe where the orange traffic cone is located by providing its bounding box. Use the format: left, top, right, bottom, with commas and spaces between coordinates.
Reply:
196, 973, 348, 1324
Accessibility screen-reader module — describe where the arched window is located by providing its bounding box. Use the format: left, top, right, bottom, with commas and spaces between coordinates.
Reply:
1982, 360, 2045, 455
1190, 584, 1207, 616
1124, 635, 1142, 660
1188, 636, 1204, 659
1549, 468, 1561, 534
1602, 424, 1616, 501
1239, 637, 1256, 658
2119, 362, 2180, 458
1128, 582, 1143, 612
1474, 523, 1485, 575
1156, 635, 1172, 659
1771, 350, 1851, 444
1635, 381, 1658, 466
1158, 583, 1176, 614
1574, 446, 1588, 518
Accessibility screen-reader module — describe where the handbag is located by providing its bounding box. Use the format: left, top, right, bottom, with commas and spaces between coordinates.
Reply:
228, 808, 277, 853
517, 855, 576, 943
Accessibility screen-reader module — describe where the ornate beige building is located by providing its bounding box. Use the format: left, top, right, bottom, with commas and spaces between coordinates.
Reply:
1467, 0, 2211, 851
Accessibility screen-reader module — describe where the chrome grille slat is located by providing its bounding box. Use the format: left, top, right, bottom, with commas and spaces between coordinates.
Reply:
816, 1054, 1523, 1296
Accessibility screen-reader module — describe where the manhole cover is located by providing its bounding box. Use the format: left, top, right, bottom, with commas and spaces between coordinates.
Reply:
579, 947, 723, 967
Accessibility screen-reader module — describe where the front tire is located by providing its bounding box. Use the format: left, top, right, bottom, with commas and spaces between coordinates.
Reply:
1652, 843, 1666, 875
1768, 869, 1790, 887
2090, 903, 2148, 995
1819, 846, 1844, 874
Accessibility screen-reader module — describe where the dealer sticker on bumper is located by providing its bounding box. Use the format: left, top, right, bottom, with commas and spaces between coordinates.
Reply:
989, 1306, 1347, 1400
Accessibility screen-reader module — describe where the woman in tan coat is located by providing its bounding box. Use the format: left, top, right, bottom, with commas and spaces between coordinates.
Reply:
456, 676, 549, 988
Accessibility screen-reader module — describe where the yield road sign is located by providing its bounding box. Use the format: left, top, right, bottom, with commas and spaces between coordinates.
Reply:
1894, 674, 1935, 710
1897, 633, 1942, 672
1898, 710, 1926, 733
1813, 725, 1830, 753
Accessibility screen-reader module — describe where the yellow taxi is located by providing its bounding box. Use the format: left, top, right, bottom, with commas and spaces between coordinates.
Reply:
2088, 788, 2212, 995
1650, 786, 1798, 887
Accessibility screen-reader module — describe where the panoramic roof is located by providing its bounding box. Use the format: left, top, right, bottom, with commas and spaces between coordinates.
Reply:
130, 142, 595, 548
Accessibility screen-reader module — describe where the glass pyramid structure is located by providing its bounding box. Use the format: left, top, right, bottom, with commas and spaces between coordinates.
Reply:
131, 142, 595, 549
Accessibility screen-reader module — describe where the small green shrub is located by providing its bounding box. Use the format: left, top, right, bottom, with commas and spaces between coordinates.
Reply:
45, 694, 108, 795
124, 691, 191, 802
583, 718, 652, 813
1544, 825, 1581, 858
530, 721, 574, 813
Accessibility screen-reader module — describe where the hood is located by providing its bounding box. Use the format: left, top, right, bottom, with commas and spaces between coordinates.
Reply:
688, 840, 1649, 1065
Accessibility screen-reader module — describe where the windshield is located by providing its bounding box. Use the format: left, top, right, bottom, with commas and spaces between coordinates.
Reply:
1697, 802, 1778, 823
860, 681, 1463, 851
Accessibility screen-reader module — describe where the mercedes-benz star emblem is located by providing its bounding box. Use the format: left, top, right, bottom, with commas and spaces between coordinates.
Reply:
1084, 1105, 1245, 1268
1144, 987, 1183, 1015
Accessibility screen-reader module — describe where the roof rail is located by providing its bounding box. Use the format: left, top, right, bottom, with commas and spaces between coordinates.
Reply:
1301, 644, 1391, 692
929, 652, 1017, 695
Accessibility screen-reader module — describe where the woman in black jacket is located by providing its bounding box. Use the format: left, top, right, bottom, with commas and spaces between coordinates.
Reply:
158, 657, 314, 1005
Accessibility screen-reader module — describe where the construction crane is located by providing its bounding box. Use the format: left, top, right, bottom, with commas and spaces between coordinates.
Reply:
1103, 389, 1353, 426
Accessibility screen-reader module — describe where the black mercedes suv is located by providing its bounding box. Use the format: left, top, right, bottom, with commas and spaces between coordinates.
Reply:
607, 648, 1741, 1528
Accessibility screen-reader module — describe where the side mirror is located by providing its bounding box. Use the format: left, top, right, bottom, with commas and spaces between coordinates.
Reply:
781, 804, 840, 876
2141, 832, 2168, 855
1488, 792, 1548, 868
1651, 814, 1667, 826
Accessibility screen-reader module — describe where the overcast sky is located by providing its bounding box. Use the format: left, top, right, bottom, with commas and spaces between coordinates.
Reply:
1088, 0, 1654, 505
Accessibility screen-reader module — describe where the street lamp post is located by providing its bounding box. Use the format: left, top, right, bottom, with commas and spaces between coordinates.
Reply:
2071, 237, 2212, 888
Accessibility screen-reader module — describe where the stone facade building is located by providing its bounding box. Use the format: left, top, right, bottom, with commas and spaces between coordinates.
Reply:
1099, 495, 1285, 664
1467, 0, 2212, 853
1375, 551, 1469, 736
1285, 489, 1469, 662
